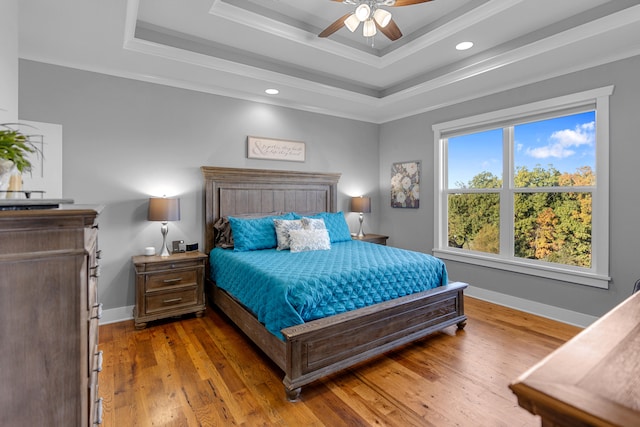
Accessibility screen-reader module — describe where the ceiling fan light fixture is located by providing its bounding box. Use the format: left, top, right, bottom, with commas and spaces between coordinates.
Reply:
355, 4, 371, 22
363, 19, 377, 37
344, 13, 360, 32
373, 9, 392, 28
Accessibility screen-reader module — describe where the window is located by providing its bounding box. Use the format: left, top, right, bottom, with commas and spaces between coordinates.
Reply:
433, 87, 613, 288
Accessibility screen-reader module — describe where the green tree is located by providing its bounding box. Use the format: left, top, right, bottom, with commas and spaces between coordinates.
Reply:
450, 165, 593, 267
448, 172, 500, 252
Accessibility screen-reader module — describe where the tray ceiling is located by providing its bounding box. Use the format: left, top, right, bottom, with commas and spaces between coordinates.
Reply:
18, 0, 640, 122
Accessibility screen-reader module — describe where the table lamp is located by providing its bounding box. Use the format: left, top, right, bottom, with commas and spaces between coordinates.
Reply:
351, 196, 371, 238
148, 196, 180, 256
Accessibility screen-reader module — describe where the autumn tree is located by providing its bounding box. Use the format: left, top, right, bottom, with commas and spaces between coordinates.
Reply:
449, 165, 593, 267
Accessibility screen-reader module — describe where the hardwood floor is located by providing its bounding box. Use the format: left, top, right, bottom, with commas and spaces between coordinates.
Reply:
98, 297, 581, 426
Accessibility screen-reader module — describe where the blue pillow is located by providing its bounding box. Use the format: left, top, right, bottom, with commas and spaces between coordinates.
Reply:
229, 213, 295, 252
304, 211, 352, 243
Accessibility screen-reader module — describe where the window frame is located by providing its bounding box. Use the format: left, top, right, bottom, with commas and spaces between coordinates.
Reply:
433, 86, 613, 289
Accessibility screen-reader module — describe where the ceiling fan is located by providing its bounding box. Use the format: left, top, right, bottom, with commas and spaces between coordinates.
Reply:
318, 0, 433, 42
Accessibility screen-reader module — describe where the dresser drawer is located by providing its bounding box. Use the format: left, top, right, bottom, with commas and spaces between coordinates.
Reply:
88, 317, 99, 376
89, 369, 102, 426
146, 269, 198, 291
145, 287, 199, 314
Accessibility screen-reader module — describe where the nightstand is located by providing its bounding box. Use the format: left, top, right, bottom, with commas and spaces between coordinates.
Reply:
132, 251, 207, 329
352, 233, 389, 245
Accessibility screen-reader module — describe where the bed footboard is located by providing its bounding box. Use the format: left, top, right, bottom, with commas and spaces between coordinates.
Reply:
281, 281, 467, 401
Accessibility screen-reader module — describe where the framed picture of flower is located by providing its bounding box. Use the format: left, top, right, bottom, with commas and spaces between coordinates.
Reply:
391, 161, 420, 208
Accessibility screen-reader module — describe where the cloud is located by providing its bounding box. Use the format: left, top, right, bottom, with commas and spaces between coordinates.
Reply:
525, 121, 595, 159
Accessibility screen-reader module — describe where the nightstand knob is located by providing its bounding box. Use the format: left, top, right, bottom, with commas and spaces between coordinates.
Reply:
170, 263, 176, 269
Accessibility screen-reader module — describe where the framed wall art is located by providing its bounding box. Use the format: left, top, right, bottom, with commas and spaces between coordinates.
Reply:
391, 160, 420, 208
247, 136, 305, 162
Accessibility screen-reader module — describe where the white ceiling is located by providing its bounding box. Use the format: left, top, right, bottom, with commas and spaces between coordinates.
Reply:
18, 0, 640, 123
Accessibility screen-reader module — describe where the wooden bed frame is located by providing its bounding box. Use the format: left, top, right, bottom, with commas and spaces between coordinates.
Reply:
202, 166, 468, 400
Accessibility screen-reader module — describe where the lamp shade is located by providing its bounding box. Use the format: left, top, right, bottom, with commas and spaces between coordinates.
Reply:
148, 197, 180, 222
355, 3, 371, 21
344, 13, 360, 32
351, 196, 371, 213
373, 9, 392, 28
363, 19, 377, 37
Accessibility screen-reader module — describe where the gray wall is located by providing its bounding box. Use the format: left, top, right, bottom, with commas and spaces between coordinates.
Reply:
19, 54, 640, 322
379, 54, 640, 319
19, 60, 380, 314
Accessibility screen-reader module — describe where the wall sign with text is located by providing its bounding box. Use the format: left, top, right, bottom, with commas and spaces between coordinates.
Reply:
247, 136, 305, 162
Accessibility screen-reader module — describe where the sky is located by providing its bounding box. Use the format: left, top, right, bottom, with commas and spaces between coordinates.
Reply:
447, 111, 596, 187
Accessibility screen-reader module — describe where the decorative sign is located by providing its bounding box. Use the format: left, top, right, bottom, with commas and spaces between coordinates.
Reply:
247, 136, 305, 162
391, 160, 420, 208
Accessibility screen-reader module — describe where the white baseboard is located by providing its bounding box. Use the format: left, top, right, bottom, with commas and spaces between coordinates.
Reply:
465, 286, 598, 328
99, 289, 598, 328
100, 305, 134, 325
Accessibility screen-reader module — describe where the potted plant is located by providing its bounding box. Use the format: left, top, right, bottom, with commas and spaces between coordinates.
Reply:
0, 124, 39, 196
0, 124, 38, 172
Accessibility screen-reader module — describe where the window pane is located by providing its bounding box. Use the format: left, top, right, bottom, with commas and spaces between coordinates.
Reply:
448, 193, 500, 254
447, 129, 503, 189
514, 192, 592, 267
514, 111, 596, 188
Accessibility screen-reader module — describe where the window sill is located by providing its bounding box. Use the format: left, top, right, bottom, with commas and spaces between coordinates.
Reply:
433, 248, 610, 289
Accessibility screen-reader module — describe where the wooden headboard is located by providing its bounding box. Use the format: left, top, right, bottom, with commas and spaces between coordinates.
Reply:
201, 167, 341, 254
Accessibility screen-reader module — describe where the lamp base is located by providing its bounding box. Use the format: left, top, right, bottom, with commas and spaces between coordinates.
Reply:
159, 222, 171, 256
357, 213, 366, 237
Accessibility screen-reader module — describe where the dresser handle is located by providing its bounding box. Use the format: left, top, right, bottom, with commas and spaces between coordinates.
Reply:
163, 278, 182, 283
91, 303, 103, 320
163, 297, 183, 304
94, 350, 103, 372
96, 250, 102, 260
90, 265, 101, 278
94, 397, 103, 425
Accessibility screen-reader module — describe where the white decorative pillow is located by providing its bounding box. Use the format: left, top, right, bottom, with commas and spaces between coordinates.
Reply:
301, 217, 326, 230
288, 229, 331, 253
273, 219, 303, 250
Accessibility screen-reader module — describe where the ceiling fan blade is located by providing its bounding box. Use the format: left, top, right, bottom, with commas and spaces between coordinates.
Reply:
377, 18, 402, 41
319, 13, 352, 38
392, 0, 433, 6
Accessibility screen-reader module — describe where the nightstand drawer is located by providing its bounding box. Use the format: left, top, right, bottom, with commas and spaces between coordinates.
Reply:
138, 258, 204, 273
146, 270, 198, 291
145, 287, 198, 314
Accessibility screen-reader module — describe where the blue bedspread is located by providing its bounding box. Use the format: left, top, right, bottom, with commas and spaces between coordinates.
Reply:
210, 240, 448, 340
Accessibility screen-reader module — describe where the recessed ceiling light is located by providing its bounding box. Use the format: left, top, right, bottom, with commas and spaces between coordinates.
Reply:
265, 88, 279, 95
456, 41, 474, 51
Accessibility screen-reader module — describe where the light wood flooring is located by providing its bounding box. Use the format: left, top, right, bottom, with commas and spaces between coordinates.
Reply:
98, 297, 581, 426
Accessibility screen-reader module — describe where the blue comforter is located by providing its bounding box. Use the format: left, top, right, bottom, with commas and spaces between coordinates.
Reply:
210, 240, 448, 339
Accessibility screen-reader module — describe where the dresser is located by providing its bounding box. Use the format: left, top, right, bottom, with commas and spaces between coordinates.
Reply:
133, 251, 207, 329
510, 291, 640, 426
0, 205, 103, 426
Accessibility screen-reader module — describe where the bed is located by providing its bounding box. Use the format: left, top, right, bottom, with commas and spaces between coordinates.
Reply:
202, 166, 468, 400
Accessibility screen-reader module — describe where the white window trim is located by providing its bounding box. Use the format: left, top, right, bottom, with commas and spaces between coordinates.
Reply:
433, 86, 613, 289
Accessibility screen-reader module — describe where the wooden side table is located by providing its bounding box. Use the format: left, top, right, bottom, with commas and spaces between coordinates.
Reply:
132, 251, 207, 329
352, 233, 389, 245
